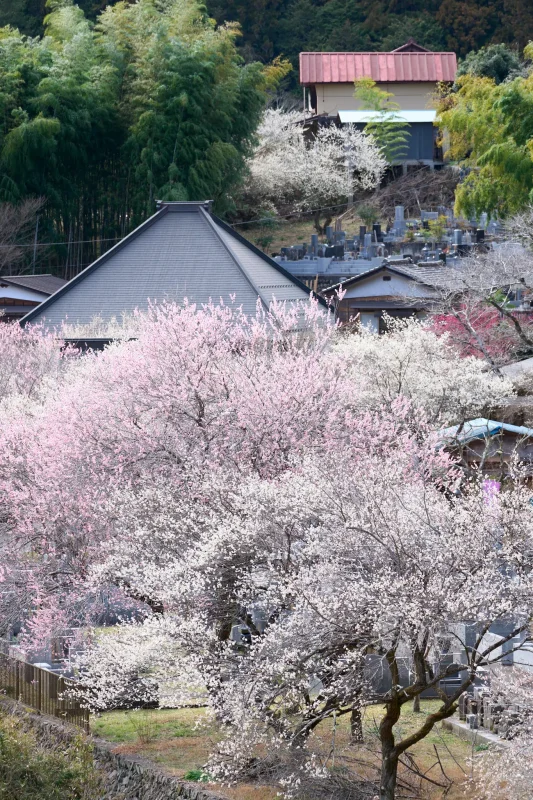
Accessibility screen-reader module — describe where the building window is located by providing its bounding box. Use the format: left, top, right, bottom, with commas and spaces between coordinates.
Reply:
383, 276, 391, 281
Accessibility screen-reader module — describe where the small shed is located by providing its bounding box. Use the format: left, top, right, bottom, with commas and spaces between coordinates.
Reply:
322, 263, 448, 330
439, 418, 533, 479
300, 42, 457, 167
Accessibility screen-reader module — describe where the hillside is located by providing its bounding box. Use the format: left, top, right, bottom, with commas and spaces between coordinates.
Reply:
2, 0, 531, 65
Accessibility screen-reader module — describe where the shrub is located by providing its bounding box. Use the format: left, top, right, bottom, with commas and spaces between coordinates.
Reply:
0, 711, 104, 799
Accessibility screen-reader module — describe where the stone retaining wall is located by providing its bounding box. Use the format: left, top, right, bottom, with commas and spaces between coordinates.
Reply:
0, 698, 228, 800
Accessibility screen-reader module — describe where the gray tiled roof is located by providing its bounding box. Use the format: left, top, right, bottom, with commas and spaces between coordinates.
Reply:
22, 203, 319, 330
1, 274, 66, 295
322, 262, 463, 294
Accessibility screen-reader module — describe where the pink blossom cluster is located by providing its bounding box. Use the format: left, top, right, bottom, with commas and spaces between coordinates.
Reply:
0, 300, 528, 800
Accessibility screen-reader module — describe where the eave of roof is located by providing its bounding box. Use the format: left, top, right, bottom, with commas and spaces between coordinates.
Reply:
338, 109, 437, 124
1, 273, 66, 293
438, 418, 533, 446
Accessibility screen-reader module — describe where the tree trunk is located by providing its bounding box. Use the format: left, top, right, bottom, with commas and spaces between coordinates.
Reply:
380, 749, 399, 800
350, 705, 363, 741
412, 694, 420, 713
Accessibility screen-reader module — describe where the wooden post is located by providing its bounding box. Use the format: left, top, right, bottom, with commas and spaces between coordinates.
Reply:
37, 667, 42, 713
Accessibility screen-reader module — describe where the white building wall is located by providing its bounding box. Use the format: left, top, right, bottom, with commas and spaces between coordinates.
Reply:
0, 284, 46, 303
343, 272, 434, 300
359, 312, 380, 332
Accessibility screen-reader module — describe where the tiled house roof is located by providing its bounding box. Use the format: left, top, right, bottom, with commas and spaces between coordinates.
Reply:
21, 202, 325, 330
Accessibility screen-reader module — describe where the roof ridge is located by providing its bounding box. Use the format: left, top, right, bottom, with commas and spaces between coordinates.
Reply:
198, 207, 271, 312
211, 215, 328, 309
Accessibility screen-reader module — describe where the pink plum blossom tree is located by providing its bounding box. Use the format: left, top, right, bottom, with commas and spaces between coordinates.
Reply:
0, 299, 525, 800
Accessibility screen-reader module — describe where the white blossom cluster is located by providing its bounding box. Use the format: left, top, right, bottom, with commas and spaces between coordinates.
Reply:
472, 667, 533, 799
335, 316, 514, 424
242, 108, 386, 214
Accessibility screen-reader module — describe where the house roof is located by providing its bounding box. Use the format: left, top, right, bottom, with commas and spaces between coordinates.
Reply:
439, 418, 533, 446
21, 202, 325, 331
499, 357, 533, 381
321, 263, 455, 295
391, 40, 431, 53
300, 49, 457, 85
0, 274, 66, 295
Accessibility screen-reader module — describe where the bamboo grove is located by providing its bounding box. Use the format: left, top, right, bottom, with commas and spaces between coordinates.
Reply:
0, 0, 281, 275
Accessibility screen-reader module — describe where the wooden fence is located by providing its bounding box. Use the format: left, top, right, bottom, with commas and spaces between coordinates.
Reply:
0, 653, 90, 732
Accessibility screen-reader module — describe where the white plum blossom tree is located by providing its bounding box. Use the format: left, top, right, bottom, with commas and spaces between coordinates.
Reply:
335, 316, 513, 423
241, 108, 386, 220
73, 409, 533, 800
473, 667, 533, 800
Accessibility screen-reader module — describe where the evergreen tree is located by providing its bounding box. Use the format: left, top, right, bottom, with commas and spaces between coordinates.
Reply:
456, 42, 523, 84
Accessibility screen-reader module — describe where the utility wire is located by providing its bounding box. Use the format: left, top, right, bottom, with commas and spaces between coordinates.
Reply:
0, 236, 123, 249
0, 201, 353, 248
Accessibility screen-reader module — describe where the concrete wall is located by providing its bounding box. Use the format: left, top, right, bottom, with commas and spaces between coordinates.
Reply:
315, 82, 436, 115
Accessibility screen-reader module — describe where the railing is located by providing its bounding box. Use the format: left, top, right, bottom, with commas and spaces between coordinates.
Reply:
0, 653, 89, 732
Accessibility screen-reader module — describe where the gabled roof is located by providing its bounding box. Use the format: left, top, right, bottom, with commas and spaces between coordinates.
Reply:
321, 263, 452, 295
299, 50, 457, 85
0, 274, 66, 295
21, 202, 326, 330
500, 357, 533, 380
392, 40, 431, 53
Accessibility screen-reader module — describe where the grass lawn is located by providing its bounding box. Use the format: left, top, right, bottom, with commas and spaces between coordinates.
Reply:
239, 219, 317, 255
237, 207, 377, 257
91, 700, 488, 800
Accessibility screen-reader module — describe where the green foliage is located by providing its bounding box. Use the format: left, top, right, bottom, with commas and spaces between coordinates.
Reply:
353, 78, 410, 164
206, 0, 533, 66
0, 711, 104, 799
5, 0, 533, 67
356, 202, 378, 228
438, 65, 533, 217
0, 0, 275, 270
428, 214, 447, 241
91, 707, 211, 744
183, 769, 210, 782
380, 13, 447, 52
456, 43, 523, 85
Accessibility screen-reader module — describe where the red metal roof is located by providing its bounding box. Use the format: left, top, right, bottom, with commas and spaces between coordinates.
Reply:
299, 51, 457, 85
